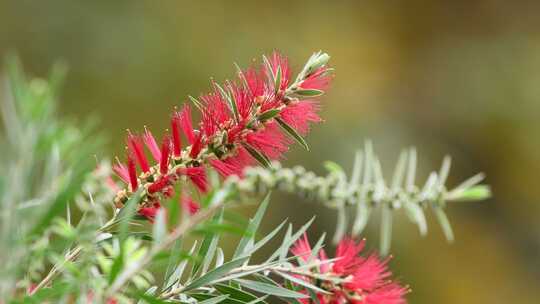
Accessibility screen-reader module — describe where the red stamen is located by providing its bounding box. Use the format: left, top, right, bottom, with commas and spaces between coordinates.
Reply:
143, 127, 161, 161
177, 166, 208, 193
148, 175, 171, 194
189, 131, 203, 159
127, 152, 138, 191
160, 134, 171, 175
179, 104, 195, 144
127, 132, 150, 173
170, 111, 182, 157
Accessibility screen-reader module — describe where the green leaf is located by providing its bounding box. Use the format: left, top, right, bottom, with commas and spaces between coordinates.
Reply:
118, 189, 144, 241
274, 271, 329, 294
191, 209, 224, 277
332, 205, 347, 244
267, 217, 315, 263
433, 206, 454, 242
243, 220, 286, 257
455, 185, 491, 201
199, 294, 230, 304
258, 109, 280, 122
274, 65, 282, 94
215, 284, 259, 302
183, 256, 250, 292
152, 208, 167, 246
188, 95, 204, 111
380, 204, 393, 256
215, 83, 239, 122
242, 143, 271, 168
233, 193, 271, 258
275, 117, 309, 151
235, 279, 308, 299
293, 89, 323, 97
108, 247, 124, 284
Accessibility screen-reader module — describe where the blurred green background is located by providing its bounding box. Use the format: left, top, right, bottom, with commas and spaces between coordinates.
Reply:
1, 1, 540, 303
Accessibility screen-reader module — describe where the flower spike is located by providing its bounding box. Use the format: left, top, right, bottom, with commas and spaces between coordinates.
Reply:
113, 51, 333, 216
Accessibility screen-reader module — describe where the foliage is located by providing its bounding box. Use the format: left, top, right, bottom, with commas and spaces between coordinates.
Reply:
0, 52, 489, 303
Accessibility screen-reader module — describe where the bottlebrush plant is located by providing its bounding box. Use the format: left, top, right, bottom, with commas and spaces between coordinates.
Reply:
0, 51, 490, 304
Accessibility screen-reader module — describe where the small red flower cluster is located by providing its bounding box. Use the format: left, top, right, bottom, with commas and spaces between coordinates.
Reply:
291, 236, 408, 304
112, 51, 332, 219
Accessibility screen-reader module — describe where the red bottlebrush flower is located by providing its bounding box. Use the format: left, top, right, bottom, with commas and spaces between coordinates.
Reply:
333, 238, 365, 275
170, 111, 183, 157
243, 66, 266, 98
143, 127, 161, 161
290, 233, 313, 262
228, 81, 254, 121
159, 134, 172, 175
127, 132, 151, 173
245, 121, 291, 159
209, 147, 254, 177
138, 202, 161, 221
163, 186, 175, 198
181, 195, 200, 215
278, 100, 322, 135
189, 131, 203, 159
126, 152, 138, 191
291, 236, 408, 304
200, 91, 231, 137
266, 51, 291, 91
362, 284, 408, 304
179, 104, 196, 144
148, 175, 172, 194
113, 158, 129, 184
298, 67, 332, 91
227, 122, 245, 144
177, 166, 208, 193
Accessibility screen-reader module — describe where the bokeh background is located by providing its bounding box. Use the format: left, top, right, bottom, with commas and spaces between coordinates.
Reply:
1, 1, 540, 303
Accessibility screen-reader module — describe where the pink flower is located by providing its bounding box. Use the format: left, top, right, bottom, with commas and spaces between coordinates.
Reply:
138, 202, 161, 221
299, 67, 332, 91
127, 132, 150, 173
177, 166, 209, 193
179, 104, 196, 145
291, 236, 408, 304
291, 233, 313, 262
181, 195, 200, 215
170, 111, 183, 157
113, 157, 129, 184
279, 100, 322, 135
159, 134, 171, 175
143, 127, 161, 162
126, 152, 138, 192
113, 51, 333, 220
245, 122, 291, 160
209, 147, 254, 177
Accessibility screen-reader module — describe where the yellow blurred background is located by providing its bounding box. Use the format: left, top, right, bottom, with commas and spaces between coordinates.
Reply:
1, 1, 540, 303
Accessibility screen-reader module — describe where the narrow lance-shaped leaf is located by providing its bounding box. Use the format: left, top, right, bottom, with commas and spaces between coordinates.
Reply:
215, 82, 239, 122
433, 206, 454, 242
235, 279, 308, 299
275, 117, 309, 151
242, 143, 271, 168
380, 204, 393, 256
234, 193, 271, 258
332, 204, 347, 244
183, 256, 250, 292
